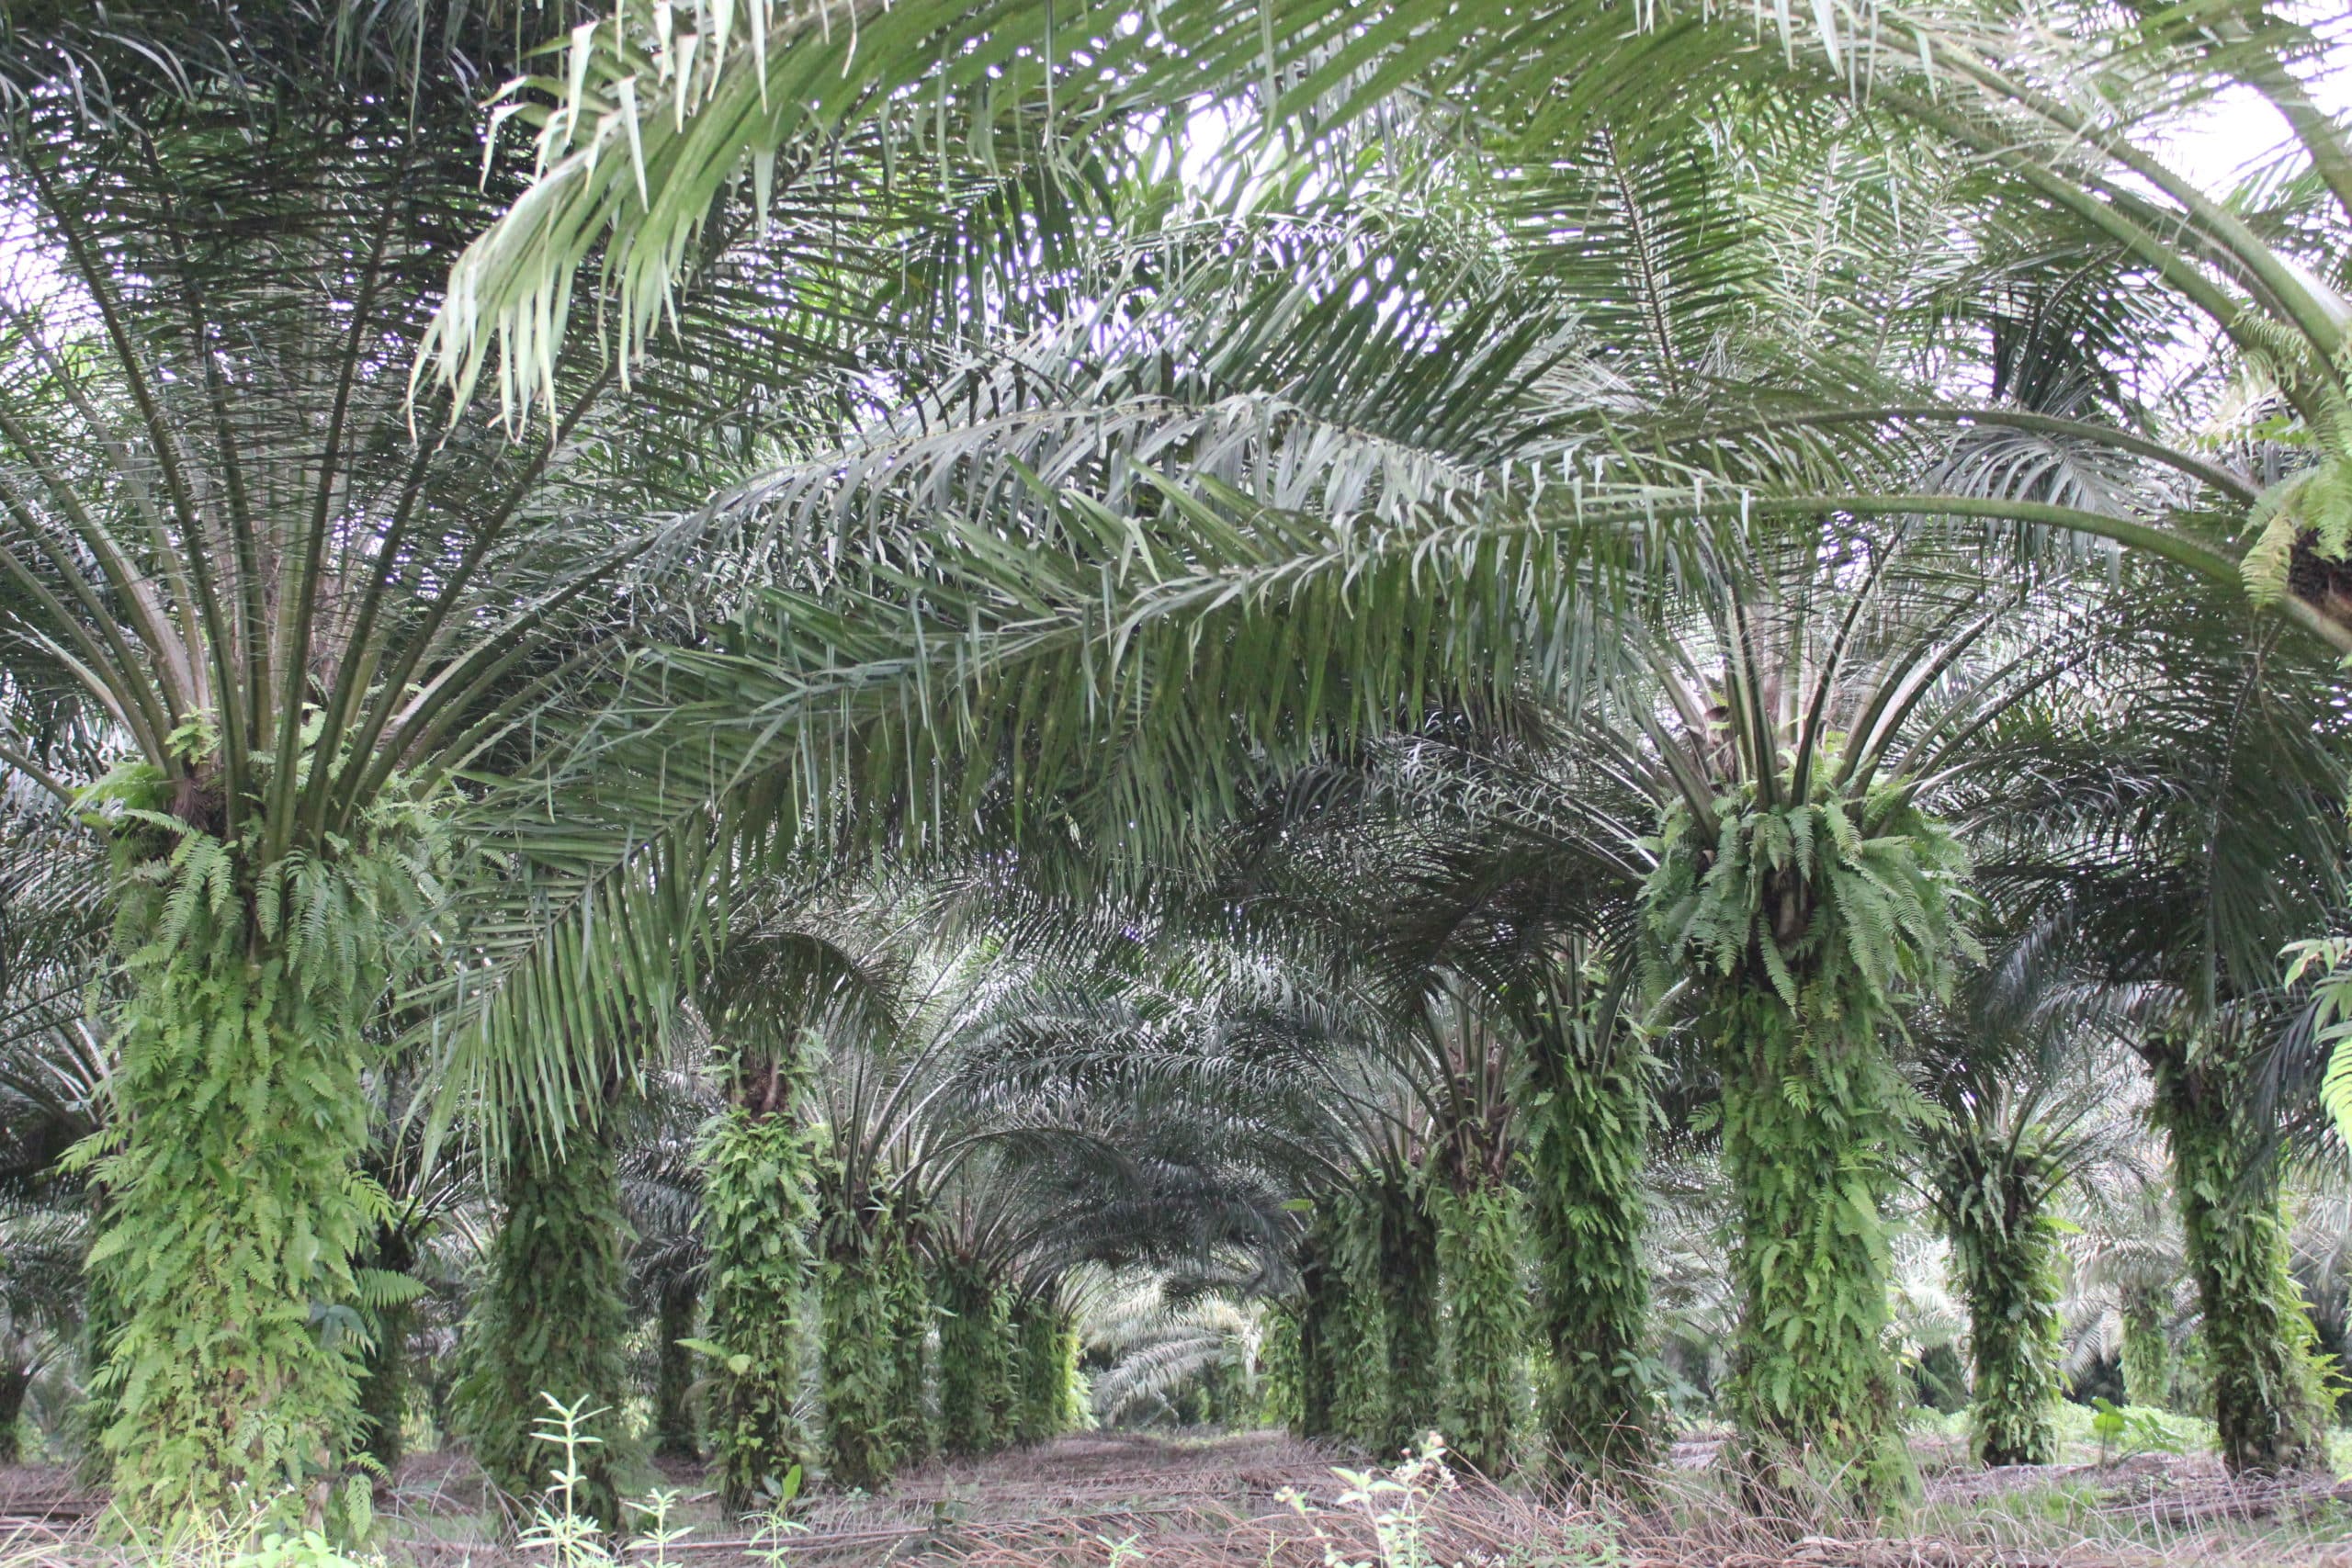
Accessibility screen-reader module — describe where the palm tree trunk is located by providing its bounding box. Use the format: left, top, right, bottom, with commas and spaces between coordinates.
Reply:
1292, 1224, 1340, 1440
820, 1233, 898, 1489
454, 1120, 631, 1528
702, 1098, 817, 1513
94, 869, 379, 1526
2149, 1037, 2326, 1474
356, 1305, 413, 1478
653, 1280, 700, 1461
937, 1257, 1011, 1456
2120, 1284, 2174, 1412
1714, 989, 1908, 1506
1011, 1298, 1075, 1444
1948, 1190, 2064, 1466
356, 1227, 417, 1476
1325, 1188, 1393, 1452
1261, 1302, 1304, 1430
882, 1228, 933, 1465
1525, 1021, 1657, 1477
0, 1362, 28, 1462
1432, 1177, 1526, 1477
73, 1256, 121, 1488
1374, 1176, 1443, 1457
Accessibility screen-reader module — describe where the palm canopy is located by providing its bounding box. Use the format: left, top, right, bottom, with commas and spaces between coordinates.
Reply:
437, 0, 2349, 657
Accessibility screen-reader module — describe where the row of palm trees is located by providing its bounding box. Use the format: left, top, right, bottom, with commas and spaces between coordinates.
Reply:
0, 0, 2347, 1534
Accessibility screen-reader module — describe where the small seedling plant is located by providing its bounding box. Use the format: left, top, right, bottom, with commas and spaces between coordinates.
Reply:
2088, 1398, 2184, 1468
1280, 1434, 1460, 1568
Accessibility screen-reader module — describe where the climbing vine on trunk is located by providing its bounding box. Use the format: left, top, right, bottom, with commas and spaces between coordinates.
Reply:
937, 1256, 1012, 1455
1934, 1132, 2064, 1466
1012, 1297, 1078, 1444
1372, 1173, 1443, 1458
881, 1219, 933, 1465
2120, 1284, 2174, 1412
1324, 1188, 1393, 1453
1432, 1178, 1525, 1477
1523, 999, 1657, 1477
818, 1203, 898, 1490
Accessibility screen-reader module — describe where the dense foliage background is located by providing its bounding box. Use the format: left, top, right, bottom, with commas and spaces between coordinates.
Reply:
0, 0, 2348, 1542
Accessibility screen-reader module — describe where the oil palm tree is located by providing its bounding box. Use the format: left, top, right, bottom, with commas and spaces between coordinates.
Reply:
1617, 531, 2074, 1505
0, 0, 999, 1520
0, 4, 1129, 1523
1911, 992, 2151, 1467
1965, 574, 2352, 1472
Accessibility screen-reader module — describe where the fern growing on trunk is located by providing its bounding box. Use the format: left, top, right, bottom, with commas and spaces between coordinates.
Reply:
701, 1098, 817, 1512
2149, 1031, 2328, 1473
1944, 1177, 2064, 1465
1648, 788, 1973, 1508
453, 1118, 632, 1527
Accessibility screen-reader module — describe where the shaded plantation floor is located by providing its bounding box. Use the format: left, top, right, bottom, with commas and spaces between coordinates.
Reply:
385, 1429, 2352, 1568
10, 1432, 2352, 1565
